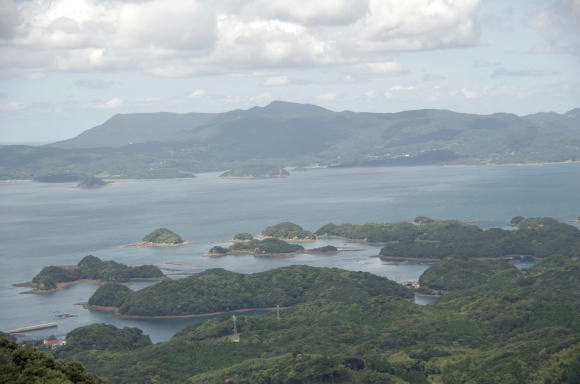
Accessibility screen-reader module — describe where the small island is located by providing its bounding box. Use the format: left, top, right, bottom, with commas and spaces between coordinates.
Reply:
305, 245, 339, 254
16, 255, 166, 294
259, 222, 316, 241
77, 176, 109, 189
87, 265, 413, 317
220, 165, 290, 179
206, 238, 304, 257
123, 228, 190, 248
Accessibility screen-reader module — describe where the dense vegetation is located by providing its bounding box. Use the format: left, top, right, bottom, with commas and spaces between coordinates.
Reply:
31, 255, 164, 290
88, 283, 134, 307
307, 245, 339, 253
77, 176, 108, 189
54, 256, 580, 384
59, 324, 152, 355
418, 256, 517, 291
262, 222, 316, 240
0, 336, 105, 384
142, 228, 184, 244
209, 238, 305, 255
233, 232, 253, 241
3, 102, 579, 180
88, 265, 413, 316
315, 217, 580, 259
220, 164, 290, 178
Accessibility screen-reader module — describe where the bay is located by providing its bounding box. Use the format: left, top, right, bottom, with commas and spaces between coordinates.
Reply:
0, 163, 578, 342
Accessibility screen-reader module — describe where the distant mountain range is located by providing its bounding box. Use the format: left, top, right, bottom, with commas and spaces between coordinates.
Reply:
1, 101, 579, 180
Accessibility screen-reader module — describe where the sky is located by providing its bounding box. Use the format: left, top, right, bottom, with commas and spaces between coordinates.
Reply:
0, 0, 579, 143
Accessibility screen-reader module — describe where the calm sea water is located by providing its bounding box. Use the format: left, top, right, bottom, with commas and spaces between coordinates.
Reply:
1, 164, 579, 342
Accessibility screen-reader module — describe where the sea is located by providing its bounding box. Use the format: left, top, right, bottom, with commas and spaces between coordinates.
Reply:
1, 164, 579, 342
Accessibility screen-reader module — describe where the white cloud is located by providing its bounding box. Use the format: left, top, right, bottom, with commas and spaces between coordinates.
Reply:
317, 92, 337, 101
0, 101, 25, 111
365, 61, 403, 74
93, 97, 123, 109
364, 89, 376, 98
189, 89, 207, 98
529, 0, 580, 55
461, 88, 478, 99
0, 0, 483, 76
390, 85, 415, 92
263, 75, 290, 86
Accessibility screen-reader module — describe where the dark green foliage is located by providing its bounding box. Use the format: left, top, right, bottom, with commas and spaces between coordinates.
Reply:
0, 336, 105, 384
227, 238, 305, 254
57, 324, 152, 355
262, 222, 316, 240
418, 256, 517, 291
88, 284, 133, 307
220, 164, 289, 178
382, 217, 579, 259
32, 266, 79, 289
316, 222, 421, 242
414, 216, 435, 224
88, 265, 413, 316
51, 255, 580, 384
208, 246, 228, 254
142, 228, 184, 244
233, 232, 253, 241
77, 176, 108, 189
30, 255, 164, 290
308, 245, 339, 253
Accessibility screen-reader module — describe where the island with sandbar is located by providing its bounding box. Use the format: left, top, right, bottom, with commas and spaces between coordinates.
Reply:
85, 265, 413, 318
15, 255, 166, 294
122, 227, 190, 248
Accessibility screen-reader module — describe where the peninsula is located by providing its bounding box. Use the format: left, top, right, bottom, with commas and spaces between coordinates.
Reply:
86, 265, 413, 317
17, 255, 165, 293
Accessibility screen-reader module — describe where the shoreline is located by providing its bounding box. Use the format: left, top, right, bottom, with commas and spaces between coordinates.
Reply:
82, 304, 288, 319
3, 159, 580, 184
121, 241, 192, 248
15, 277, 168, 294
255, 235, 316, 242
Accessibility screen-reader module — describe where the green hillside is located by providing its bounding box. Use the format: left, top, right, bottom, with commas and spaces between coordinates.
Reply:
55, 256, 580, 384
88, 265, 413, 316
1, 102, 579, 179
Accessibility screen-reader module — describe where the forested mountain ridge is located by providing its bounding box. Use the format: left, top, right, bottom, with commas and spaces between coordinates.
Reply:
1, 101, 579, 179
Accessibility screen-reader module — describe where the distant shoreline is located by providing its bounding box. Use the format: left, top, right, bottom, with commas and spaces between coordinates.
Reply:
83, 304, 288, 319
2, 160, 580, 184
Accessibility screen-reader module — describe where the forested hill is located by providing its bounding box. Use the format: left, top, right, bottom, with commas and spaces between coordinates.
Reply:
1, 101, 580, 179
88, 265, 413, 316
55, 256, 580, 384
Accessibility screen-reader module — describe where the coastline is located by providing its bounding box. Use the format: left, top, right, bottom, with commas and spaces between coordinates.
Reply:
255, 235, 316, 242
15, 276, 167, 295
82, 304, 288, 319
121, 241, 192, 248
2, 159, 580, 184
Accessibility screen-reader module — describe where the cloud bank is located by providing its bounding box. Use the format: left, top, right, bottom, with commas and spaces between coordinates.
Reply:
0, 0, 482, 76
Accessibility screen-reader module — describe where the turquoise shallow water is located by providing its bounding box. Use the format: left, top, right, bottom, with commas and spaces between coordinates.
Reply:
1, 164, 579, 342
